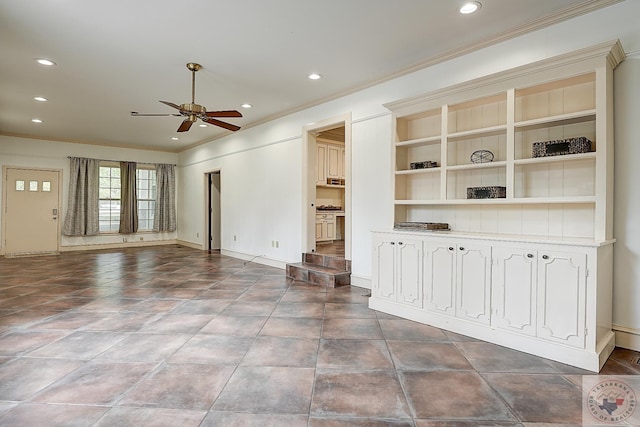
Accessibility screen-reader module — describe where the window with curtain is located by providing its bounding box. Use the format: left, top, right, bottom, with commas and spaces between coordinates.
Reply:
98, 162, 158, 233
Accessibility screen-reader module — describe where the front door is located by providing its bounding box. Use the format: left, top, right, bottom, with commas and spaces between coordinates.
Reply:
3, 167, 61, 256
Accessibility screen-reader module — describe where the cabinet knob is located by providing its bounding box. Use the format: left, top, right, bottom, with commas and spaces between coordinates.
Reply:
527, 253, 534, 258
542, 254, 549, 260
398, 242, 403, 245
448, 247, 454, 251
390, 242, 395, 245
459, 247, 465, 251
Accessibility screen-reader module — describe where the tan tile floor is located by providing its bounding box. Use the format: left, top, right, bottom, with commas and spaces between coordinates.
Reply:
0, 245, 638, 426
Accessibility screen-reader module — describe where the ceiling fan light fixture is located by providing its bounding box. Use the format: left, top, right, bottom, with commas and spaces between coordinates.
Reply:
35, 58, 56, 66
459, 1, 481, 14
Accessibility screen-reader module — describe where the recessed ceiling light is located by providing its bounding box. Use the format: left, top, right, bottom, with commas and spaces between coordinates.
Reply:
308, 73, 322, 80
459, 1, 481, 14
171, 137, 179, 141
35, 58, 56, 66
199, 124, 207, 128
241, 103, 252, 109
32, 118, 43, 123
34, 96, 48, 102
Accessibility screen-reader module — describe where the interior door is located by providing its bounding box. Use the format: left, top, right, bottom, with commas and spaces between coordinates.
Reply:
4, 168, 60, 256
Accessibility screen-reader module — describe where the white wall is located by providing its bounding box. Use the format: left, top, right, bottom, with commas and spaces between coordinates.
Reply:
178, 1, 640, 343
0, 136, 179, 251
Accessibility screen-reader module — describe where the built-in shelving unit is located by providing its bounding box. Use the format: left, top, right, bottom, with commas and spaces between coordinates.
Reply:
370, 40, 625, 372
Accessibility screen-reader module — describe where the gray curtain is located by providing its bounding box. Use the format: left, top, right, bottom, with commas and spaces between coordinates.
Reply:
119, 161, 138, 234
62, 157, 100, 236
153, 164, 176, 232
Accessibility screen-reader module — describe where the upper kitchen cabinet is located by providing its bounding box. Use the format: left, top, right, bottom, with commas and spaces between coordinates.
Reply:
317, 138, 345, 187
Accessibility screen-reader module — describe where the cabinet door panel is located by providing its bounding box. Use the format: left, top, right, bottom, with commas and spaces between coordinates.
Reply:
317, 144, 327, 185
493, 248, 537, 335
456, 245, 492, 325
373, 238, 396, 300
327, 220, 336, 240
424, 243, 455, 315
537, 251, 587, 348
397, 239, 423, 308
316, 221, 324, 240
327, 145, 341, 178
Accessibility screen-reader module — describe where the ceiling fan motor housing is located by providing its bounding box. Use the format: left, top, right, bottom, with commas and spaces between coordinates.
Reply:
180, 103, 206, 114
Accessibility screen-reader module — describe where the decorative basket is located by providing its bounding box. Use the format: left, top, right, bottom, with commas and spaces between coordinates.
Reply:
410, 160, 439, 169
467, 186, 506, 199
532, 137, 592, 158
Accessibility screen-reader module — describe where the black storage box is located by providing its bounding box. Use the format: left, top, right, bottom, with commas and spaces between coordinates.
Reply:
467, 186, 506, 199
532, 137, 592, 158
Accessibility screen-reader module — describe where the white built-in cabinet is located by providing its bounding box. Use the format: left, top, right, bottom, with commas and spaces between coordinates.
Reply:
369, 41, 624, 372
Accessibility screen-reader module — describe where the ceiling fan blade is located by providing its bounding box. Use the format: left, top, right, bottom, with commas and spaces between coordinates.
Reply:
205, 110, 243, 118
131, 112, 181, 117
159, 100, 182, 110
177, 119, 193, 132
202, 117, 241, 132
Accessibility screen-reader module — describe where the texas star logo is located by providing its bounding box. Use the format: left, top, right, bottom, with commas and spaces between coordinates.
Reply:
587, 380, 637, 423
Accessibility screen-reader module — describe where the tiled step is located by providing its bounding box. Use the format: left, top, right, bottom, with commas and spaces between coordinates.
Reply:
285, 253, 351, 288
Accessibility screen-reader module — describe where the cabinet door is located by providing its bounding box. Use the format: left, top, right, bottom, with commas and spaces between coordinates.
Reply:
317, 144, 327, 185
339, 147, 346, 179
327, 144, 341, 179
372, 237, 396, 300
423, 242, 456, 315
396, 239, 423, 308
456, 244, 492, 325
537, 250, 587, 348
316, 221, 324, 240
493, 247, 537, 336
326, 217, 336, 240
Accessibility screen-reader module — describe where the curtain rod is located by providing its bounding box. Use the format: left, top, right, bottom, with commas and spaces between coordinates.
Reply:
66, 156, 176, 166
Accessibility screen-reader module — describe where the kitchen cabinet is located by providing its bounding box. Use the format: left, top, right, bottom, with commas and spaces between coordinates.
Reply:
372, 234, 423, 308
316, 213, 336, 242
317, 142, 345, 186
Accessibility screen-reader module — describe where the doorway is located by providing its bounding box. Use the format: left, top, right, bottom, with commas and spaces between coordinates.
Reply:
302, 113, 352, 259
206, 171, 221, 251
2, 167, 62, 256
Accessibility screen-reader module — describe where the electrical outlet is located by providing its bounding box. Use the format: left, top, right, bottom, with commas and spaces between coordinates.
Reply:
234, 235, 237, 241
139, 237, 143, 241
196, 232, 199, 238
275, 241, 279, 248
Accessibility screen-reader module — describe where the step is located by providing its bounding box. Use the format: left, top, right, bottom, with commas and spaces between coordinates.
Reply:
302, 253, 351, 272
286, 262, 350, 288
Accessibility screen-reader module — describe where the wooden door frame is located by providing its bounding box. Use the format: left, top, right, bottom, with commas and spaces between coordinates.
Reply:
1, 166, 63, 256
301, 112, 352, 259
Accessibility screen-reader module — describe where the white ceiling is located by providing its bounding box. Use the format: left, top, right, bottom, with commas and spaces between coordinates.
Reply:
0, 0, 620, 152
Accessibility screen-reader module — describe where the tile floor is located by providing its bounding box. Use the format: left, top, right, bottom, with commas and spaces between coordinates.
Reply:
0, 245, 638, 426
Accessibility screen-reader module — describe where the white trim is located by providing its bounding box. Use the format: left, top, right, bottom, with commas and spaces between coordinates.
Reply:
220, 249, 286, 270
613, 324, 640, 352
176, 239, 203, 250
350, 274, 372, 290
60, 239, 178, 252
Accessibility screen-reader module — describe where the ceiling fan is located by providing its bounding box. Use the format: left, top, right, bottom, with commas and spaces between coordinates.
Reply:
131, 62, 242, 133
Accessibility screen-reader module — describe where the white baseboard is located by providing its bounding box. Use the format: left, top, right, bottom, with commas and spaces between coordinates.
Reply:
60, 239, 178, 252
350, 274, 371, 290
176, 240, 203, 250
220, 249, 287, 270
613, 324, 640, 352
